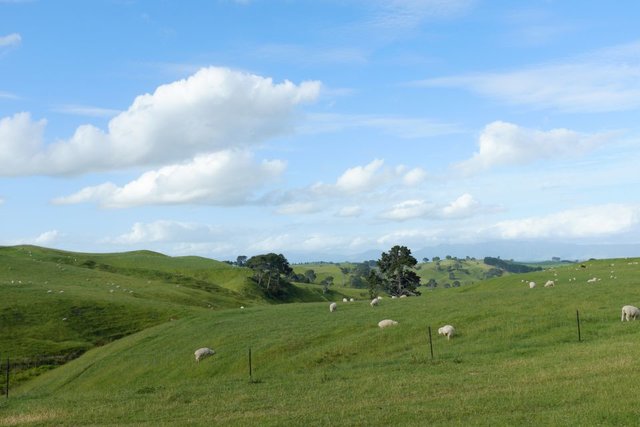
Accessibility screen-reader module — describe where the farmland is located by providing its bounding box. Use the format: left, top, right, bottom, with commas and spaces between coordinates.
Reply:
1, 246, 640, 425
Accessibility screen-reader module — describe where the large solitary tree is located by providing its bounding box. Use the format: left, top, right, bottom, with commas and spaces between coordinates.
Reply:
245, 253, 293, 296
377, 245, 421, 296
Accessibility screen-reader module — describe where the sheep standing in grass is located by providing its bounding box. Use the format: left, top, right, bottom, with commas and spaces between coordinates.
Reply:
529, 281, 536, 289
329, 302, 337, 312
378, 319, 398, 329
370, 297, 380, 307
438, 325, 456, 340
194, 347, 215, 362
544, 280, 555, 288
621, 305, 640, 321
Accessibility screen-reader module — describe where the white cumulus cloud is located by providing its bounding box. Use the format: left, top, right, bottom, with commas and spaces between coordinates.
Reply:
441, 193, 479, 218
335, 159, 386, 193
381, 199, 433, 221
0, 67, 320, 176
455, 121, 608, 175
52, 150, 285, 208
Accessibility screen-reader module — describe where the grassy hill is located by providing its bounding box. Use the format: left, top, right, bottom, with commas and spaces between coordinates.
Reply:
2, 253, 640, 425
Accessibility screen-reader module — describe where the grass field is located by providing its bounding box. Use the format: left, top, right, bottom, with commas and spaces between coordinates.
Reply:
2, 248, 640, 425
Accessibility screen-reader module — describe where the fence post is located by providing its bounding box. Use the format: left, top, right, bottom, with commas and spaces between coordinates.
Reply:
5, 357, 9, 399
428, 326, 434, 360
576, 310, 582, 342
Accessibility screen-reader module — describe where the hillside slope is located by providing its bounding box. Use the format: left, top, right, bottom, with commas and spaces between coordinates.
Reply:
0, 245, 262, 362
3, 257, 640, 425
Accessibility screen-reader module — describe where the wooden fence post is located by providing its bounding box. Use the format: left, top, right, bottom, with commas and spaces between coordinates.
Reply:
5, 357, 9, 399
576, 310, 582, 342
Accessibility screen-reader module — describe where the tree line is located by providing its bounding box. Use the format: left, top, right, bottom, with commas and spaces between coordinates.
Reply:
240, 245, 423, 299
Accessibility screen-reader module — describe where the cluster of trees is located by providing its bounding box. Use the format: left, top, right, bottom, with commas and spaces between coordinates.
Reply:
483, 257, 542, 274
241, 246, 423, 299
238, 249, 550, 299
244, 253, 293, 297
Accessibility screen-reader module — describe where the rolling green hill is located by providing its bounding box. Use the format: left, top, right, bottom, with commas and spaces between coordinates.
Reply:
2, 252, 640, 425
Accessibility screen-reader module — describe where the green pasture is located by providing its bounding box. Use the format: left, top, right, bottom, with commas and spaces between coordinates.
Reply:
1, 251, 640, 425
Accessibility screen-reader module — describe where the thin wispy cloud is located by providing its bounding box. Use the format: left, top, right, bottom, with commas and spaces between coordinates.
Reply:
53, 104, 121, 118
417, 40, 640, 113
0, 33, 21, 47
365, 0, 476, 34
0, 91, 18, 100
301, 113, 461, 139
254, 44, 369, 66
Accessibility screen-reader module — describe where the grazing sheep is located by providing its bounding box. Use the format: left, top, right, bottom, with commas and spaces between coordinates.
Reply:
370, 297, 380, 307
342, 298, 348, 302
391, 296, 397, 299
329, 302, 337, 312
378, 319, 398, 329
587, 277, 598, 283
544, 280, 555, 288
400, 295, 407, 298
621, 305, 640, 321
438, 325, 456, 340
529, 281, 536, 289
349, 298, 354, 302
194, 347, 215, 362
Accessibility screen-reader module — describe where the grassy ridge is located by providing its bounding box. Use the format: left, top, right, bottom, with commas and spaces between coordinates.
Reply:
1, 246, 257, 362
2, 256, 640, 425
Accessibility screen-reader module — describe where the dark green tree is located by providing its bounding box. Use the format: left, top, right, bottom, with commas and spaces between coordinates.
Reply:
366, 270, 384, 299
339, 266, 352, 286
304, 269, 317, 283
245, 253, 293, 296
377, 245, 421, 296
236, 255, 247, 267
320, 276, 334, 294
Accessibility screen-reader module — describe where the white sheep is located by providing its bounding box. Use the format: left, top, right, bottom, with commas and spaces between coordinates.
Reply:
349, 298, 354, 302
587, 277, 598, 283
329, 302, 337, 312
544, 280, 555, 288
438, 325, 456, 340
194, 347, 215, 362
529, 281, 536, 289
400, 294, 407, 298
621, 305, 640, 321
342, 298, 348, 302
370, 297, 380, 307
378, 319, 398, 329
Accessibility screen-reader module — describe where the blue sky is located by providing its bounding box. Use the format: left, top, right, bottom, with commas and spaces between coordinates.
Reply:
1, 0, 640, 262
